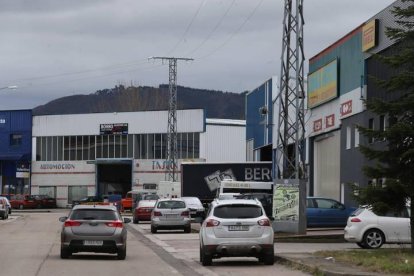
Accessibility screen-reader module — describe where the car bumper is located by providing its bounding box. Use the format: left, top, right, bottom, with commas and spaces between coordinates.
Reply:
344, 225, 363, 242
61, 231, 126, 253
151, 218, 191, 229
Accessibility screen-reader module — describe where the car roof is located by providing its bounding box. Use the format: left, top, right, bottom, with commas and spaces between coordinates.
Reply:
156, 198, 185, 202
72, 204, 118, 211
137, 200, 157, 207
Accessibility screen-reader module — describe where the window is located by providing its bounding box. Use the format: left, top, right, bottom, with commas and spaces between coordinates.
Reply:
10, 134, 22, 146
368, 118, 374, 143
379, 115, 386, 141
213, 204, 262, 218
354, 127, 360, 148
346, 127, 351, 149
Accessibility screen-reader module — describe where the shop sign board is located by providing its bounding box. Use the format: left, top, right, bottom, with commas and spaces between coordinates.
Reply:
100, 123, 128, 135
307, 59, 338, 108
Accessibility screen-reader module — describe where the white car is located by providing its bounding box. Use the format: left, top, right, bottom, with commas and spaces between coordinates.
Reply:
199, 198, 274, 266
344, 206, 411, 249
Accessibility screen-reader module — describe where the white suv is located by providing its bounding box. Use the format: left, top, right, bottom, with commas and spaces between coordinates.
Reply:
199, 198, 274, 266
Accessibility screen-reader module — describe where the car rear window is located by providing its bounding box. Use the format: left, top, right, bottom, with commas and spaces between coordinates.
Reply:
70, 209, 118, 220
214, 204, 263, 219
157, 201, 186, 209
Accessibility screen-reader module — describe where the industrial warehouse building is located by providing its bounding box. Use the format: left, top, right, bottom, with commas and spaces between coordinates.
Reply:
30, 109, 246, 207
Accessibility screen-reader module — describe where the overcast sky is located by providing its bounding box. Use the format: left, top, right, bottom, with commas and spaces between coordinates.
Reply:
0, 0, 396, 110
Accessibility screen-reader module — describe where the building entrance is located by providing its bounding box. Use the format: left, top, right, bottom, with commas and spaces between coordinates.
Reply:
96, 161, 132, 198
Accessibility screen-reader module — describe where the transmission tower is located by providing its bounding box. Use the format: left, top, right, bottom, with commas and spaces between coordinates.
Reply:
275, 0, 306, 180
150, 57, 193, 181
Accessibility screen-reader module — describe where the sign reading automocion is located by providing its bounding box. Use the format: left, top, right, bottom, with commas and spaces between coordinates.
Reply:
40, 164, 75, 170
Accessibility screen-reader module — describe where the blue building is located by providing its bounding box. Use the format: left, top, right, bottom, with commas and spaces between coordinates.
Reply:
0, 110, 32, 195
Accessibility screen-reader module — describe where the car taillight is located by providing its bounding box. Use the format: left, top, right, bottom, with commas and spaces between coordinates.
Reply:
350, 218, 361, 223
205, 219, 220, 227
153, 211, 162, 216
105, 221, 123, 228
137, 208, 145, 213
258, 218, 271, 226
181, 211, 190, 217
64, 220, 82, 227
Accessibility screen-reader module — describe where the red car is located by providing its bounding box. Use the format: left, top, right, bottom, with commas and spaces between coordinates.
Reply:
9, 194, 40, 209
133, 200, 157, 224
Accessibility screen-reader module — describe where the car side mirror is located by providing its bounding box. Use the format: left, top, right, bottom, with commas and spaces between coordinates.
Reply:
59, 216, 68, 222
123, 218, 131, 223
269, 216, 275, 221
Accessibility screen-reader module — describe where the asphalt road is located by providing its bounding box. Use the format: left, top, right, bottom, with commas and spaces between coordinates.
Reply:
0, 211, 309, 276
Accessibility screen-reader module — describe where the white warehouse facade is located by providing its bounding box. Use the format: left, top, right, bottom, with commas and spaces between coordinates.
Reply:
31, 109, 246, 207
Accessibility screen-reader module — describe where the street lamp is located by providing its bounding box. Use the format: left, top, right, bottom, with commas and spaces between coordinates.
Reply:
0, 85, 17, 90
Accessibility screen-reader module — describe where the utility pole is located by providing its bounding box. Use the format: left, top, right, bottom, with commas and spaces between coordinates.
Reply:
274, 0, 306, 234
150, 57, 193, 182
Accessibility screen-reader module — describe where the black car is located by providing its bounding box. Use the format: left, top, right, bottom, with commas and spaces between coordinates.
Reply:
236, 193, 273, 217
72, 196, 102, 206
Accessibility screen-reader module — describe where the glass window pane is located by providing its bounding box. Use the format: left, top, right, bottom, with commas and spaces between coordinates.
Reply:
161, 134, 167, 159
41, 137, 47, 161
96, 136, 102, 159
76, 136, 83, 161
147, 134, 154, 159
121, 135, 128, 158
46, 137, 53, 161
70, 136, 77, 160
155, 134, 162, 159
182, 133, 188, 159
109, 135, 115, 158
57, 137, 63, 161
36, 137, 42, 161
102, 135, 108, 158
134, 134, 140, 159
89, 136, 95, 160
127, 134, 133, 158
141, 134, 147, 159
115, 135, 121, 158
194, 132, 199, 158
52, 137, 57, 161
63, 136, 70, 161
82, 136, 89, 160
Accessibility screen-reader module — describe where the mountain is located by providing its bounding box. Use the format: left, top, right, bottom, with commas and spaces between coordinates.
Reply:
32, 85, 246, 120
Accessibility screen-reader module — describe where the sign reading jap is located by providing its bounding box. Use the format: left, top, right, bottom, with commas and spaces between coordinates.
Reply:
341, 100, 353, 116
325, 114, 335, 128
313, 119, 323, 132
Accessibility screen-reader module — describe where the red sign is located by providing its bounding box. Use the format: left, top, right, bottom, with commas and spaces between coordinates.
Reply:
325, 114, 335, 128
313, 119, 322, 132
341, 100, 352, 116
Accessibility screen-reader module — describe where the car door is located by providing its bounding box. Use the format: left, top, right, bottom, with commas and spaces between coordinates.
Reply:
313, 198, 349, 227
377, 208, 411, 243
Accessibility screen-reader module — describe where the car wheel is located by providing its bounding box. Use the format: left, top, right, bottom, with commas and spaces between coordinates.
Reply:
201, 246, 212, 266
356, 242, 368, 249
19, 204, 24, 210
363, 229, 385, 249
60, 247, 71, 259
117, 246, 126, 260
262, 247, 274, 265
184, 224, 191, 233
151, 225, 157, 234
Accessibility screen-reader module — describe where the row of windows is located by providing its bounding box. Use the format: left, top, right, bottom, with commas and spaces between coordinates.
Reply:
345, 115, 386, 150
36, 133, 200, 161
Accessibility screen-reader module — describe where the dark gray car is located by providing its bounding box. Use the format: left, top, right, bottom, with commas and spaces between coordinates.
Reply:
59, 205, 130, 259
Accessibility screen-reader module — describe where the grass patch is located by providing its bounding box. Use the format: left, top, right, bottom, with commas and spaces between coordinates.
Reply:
315, 248, 414, 274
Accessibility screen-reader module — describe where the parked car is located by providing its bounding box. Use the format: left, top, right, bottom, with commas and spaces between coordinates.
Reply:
59, 204, 131, 259
133, 200, 157, 224
181, 197, 206, 222
0, 197, 10, 219
0, 196, 11, 215
344, 205, 411, 249
150, 198, 191, 233
217, 193, 241, 200
236, 193, 273, 218
32, 195, 57, 208
199, 198, 274, 266
72, 196, 102, 206
306, 197, 357, 227
9, 194, 40, 209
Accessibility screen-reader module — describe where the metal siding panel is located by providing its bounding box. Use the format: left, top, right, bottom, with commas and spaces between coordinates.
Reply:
0, 110, 32, 159
32, 109, 204, 136
204, 124, 245, 162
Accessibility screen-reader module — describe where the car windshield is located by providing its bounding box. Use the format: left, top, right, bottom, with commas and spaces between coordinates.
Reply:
183, 198, 202, 205
214, 204, 262, 219
157, 201, 186, 209
70, 209, 118, 220
144, 194, 159, 200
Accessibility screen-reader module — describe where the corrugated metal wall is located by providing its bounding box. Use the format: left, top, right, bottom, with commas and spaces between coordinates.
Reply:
0, 110, 32, 158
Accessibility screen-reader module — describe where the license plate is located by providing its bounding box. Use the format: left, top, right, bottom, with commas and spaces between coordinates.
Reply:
83, 240, 103, 246
228, 225, 249, 231
165, 214, 177, 219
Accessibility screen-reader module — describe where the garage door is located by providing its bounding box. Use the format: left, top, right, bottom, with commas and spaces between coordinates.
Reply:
313, 130, 340, 200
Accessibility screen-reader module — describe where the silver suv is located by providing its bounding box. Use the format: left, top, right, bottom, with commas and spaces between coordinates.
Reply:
199, 198, 274, 266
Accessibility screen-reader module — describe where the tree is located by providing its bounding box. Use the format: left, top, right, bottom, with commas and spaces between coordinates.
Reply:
355, 0, 414, 251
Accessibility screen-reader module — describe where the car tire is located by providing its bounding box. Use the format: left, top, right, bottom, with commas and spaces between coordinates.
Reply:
262, 247, 274, 265
356, 242, 368, 249
201, 246, 212, 266
184, 224, 191, 233
60, 247, 71, 259
363, 229, 385, 249
151, 225, 157, 234
117, 246, 126, 260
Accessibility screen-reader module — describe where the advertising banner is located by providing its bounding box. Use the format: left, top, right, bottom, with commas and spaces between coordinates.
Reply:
307, 59, 338, 108
273, 184, 299, 221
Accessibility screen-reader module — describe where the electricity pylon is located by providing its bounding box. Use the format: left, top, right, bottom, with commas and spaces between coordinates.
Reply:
150, 57, 193, 181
